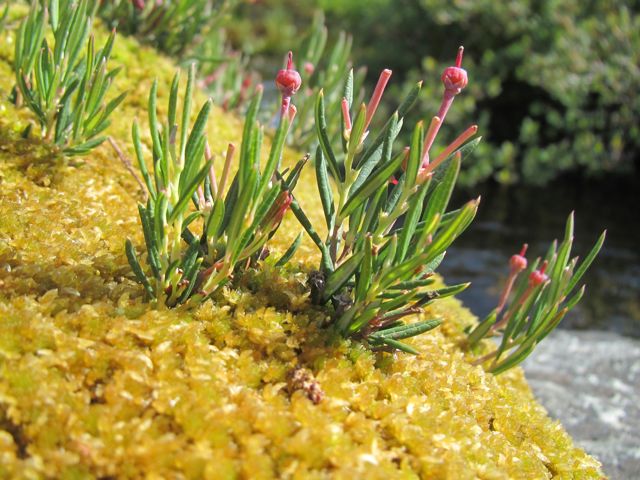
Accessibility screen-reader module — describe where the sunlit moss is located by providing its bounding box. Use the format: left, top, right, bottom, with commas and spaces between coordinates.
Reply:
0, 10, 603, 479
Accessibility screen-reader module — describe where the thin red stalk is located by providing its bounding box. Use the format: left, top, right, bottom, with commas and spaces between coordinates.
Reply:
421, 116, 442, 166
423, 124, 478, 174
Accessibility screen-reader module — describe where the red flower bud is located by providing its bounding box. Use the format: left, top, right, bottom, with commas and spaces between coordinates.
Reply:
275, 51, 302, 97
441, 46, 468, 95
529, 261, 549, 287
509, 244, 528, 273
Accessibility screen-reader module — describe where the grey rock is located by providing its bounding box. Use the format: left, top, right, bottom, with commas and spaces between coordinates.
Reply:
522, 329, 640, 479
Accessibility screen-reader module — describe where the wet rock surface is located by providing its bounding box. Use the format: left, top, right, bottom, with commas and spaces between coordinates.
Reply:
523, 329, 640, 479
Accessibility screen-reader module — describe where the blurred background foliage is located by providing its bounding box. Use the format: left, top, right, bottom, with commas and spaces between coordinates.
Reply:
225, 0, 640, 186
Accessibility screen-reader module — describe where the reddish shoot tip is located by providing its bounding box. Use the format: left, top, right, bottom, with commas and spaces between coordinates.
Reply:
456, 46, 464, 68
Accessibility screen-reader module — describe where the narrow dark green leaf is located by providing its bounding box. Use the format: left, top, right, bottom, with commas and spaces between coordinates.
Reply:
125, 239, 154, 297
315, 90, 342, 181
168, 72, 180, 130
376, 337, 420, 355
564, 230, 605, 296
275, 232, 303, 268
138, 204, 161, 278
355, 235, 373, 302
405, 121, 424, 187
323, 251, 364, 301
467, 310, 498, 347
413, 283, 470, 308
175, 240, 201, 304
346, 103, 367, 167
132, 121, 155, 197
148, 79, 162, 161
378, 252, 430, 291
340, 149, 404, 217
288, 197, 325, 251
422, 154, 461, 223
372, 319, 441, 341
315, 146, 335, 232
206, 198, 225, 240
181, 100, 211, 190
239, 87, 262, 187
396, 182, 429, 263
169, 160, 212, 223
424, 199, 478, 261
256, 115, 290, 202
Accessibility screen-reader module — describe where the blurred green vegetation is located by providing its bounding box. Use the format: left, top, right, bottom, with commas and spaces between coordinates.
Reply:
227, 0, 640, 186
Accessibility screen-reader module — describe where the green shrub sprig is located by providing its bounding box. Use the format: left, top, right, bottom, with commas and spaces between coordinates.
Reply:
467, 213, 606, 374
291, 49, 481, 353
14, 0, 126, 156
126, 65, 303, 308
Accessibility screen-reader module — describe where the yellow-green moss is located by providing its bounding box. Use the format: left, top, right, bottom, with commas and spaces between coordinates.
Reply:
0, 13, 603, 479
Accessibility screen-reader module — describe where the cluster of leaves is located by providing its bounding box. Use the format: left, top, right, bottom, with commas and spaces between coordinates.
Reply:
467, 213, 606, 374
98, 0, 233, 57
291, 72, 481, 353
126, 66, 303, 307
13, 0, 126, 156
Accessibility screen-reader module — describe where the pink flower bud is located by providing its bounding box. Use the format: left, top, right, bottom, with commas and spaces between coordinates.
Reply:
441, 46, 468, 95
509, 244, 528, 273
529, 261, 549, 287
304, 62, 315, 76
275, 51, 302, 97
132, 0, 145, 9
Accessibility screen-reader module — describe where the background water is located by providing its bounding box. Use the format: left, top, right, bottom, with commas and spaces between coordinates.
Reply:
439, 177, 640, 338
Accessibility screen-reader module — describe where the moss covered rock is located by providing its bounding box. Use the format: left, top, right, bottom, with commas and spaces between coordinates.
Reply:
0, 17, 603, 479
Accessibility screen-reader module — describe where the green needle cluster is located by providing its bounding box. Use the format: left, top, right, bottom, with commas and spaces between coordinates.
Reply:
291, 67, 481, 353
14, 0, 126, 156
126, 66, 303, 308
468, 213, 606, 374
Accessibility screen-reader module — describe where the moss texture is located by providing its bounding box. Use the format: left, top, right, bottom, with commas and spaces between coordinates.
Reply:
0, 14, 603, 480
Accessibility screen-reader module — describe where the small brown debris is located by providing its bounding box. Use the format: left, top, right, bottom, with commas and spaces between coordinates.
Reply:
287, 367, 323, 405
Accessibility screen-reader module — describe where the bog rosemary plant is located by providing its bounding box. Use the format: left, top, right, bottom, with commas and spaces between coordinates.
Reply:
126, 65, 303, 308
467, 213, 606, 374
14, 0, 126, 156
292, 48, 481, 353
